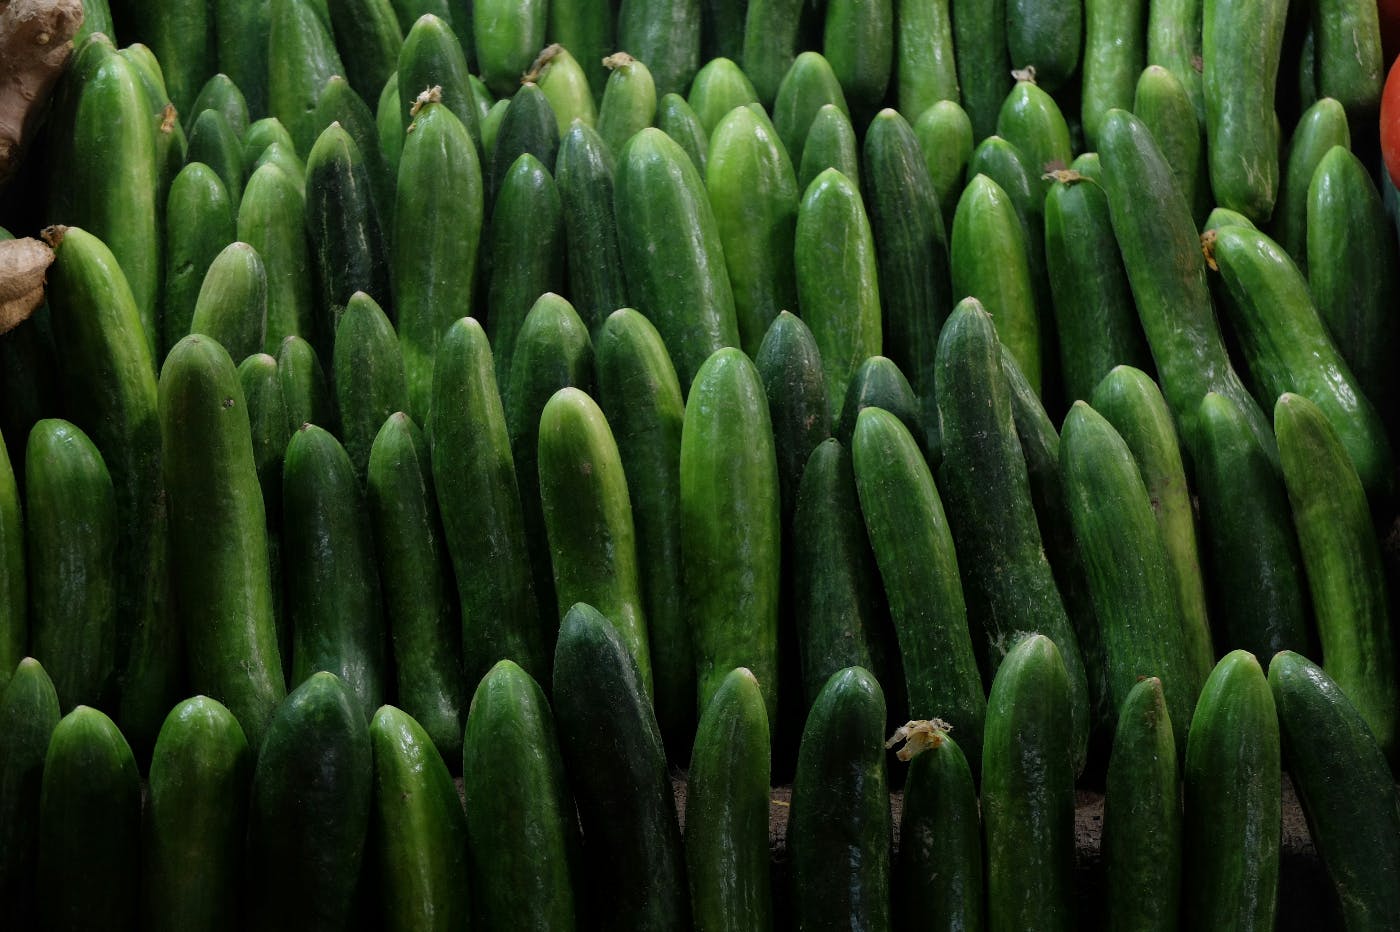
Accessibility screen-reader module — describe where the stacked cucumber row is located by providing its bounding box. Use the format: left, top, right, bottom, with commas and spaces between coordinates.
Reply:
3, 0, 1400, 926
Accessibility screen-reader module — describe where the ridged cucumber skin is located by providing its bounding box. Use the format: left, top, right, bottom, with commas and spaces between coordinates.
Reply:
141, 697, 251, 932
1307, 146, 1400, 435
1090, 366, 1213, 691
215, 0, 272, 115
326, 0, 403, 104
552, 603, 690, 931
237, 354, 290, 675
934, 300, 1090, 770
1184, 651, 1281, 932
1269, 651, 1400, 929
488, 83, 560, 204
772, 53, 849, 169
0, 444, 20, 696
687, 668, 772, 931
332, 292, 409, 482
539, 387, 653, 696
952, 0, 1010, 139
486, 154, 566, 387
189, 242, 267, 364
37, 707, 141, 932
593, 309, 693, 756
473, 0, 545, 96
821, 0, 892, 120
1097, 108, 1275, 463
950, 175, 1039, 393
688, 58, 759, 136
160, 337, 285, 747
708, 106, 799, 357
755, 312, 832, 528
597, 54, 657, 157
913, 100, 975, 234
1202, 0, 1286, 222
852, 408, 987, 766
616, 128, 740, 389
996, 82, 1074, 183
186, 108, 246, 208
556, 122, 628, 333
1102, 677, 1181, 932
789, 666, 890, 931
1275, 393, 1397, 757
0, 659, 60, 926
397, 14, 481, 152
1060, 402, 1198, 751
246, 672, 372, 932
1005, 0, 1080, 92
25, 420, 117, 712
1271, 99, 1349, 268
282, 425, 387, 719
1131, 65, 1208, 226
742, 0, 804, 106
618, 0, 702, 99
1146, 0, 1204, 123
276, 335, 338, 435
305, 122, 393, 361
1210, 224, 1392, 502
534, 45, 598, 139
1081, 0, 1145, 148
268, 0, 347, 157
835, 356, 926, 460
1043, 173, 1151, 406
310, 76, 397, 239
461, 662, 579, 929
550, 0, 615, 98
895, 0, 958, 118
163, 163, 236, 360
893, 731, 983, 931
656, 93, 711, 175
371, 705, 471, 932
240, 163, 316, 355
863, 109, 950, 449
1313, 0, 1383, 116
794, 168, 882, 420
430, 318, 546, 687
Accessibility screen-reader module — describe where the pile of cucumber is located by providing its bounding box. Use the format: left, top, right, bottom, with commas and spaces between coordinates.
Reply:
2, 0, 1400, 927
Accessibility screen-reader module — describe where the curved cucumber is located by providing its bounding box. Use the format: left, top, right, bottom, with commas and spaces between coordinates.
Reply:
0, 659, 60, 926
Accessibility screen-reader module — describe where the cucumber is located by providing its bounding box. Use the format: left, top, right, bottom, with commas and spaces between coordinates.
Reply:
239, 163, 317, 354
276, 334, 338, 434
771, 51, 849, 169
952, 0, 1010, 140
707, 105, 799, 356
370, 704, 471, 931
488, 82, 560, 203
1102, 677, 1181, 932
267, 0, 346, 156
141, 697, 251, 932
131, 0, 213, 117
215, 0, 272, 115
252, 142, 308, 195
789, 666, 890, 931
26, 419, 117, 711
310, 76, 397, 237
851, 408, 987, 768
1268, 651, 1400, 927
1005, 0, 1080, 92
996, 81, 1074, 181
615, 128, 739, 388
1183, 651, 1280, 931
549, 0, 615, 97
237, 353, 291, 674
796, 104, 860, 194
189, 242, 267, 363
377, 74, 404, 176
895, 0, 958, 118
597, 53, 657, 157
0, 658, 60, 926
164, 163, 235, 362
186, 108, 247, 207
754, 311, 831, 528
551, 602, 689, 930
688, 57, 759, 135
618, 0, 702, 98
530, 45, 597, 135
1146, 0, 1204, 123
480, 98, 510, 160
474, 0, 546, 96
190, 74, 250, 140
1081, 0, 1145, 148
283, 425, 387, 718
37, 707, 141, 932
656, 92, 711, 175
742, 0, 804, 106
555, 121, 628, 332
687, 667, 772, 931
0, 442, 19, 696
332, 292, 408, 481
821, 0, 893, 121
1313, 0, 1383, 117
1271, 99, 1349, 268
397, 14, 481, 151
834, 356, 925, 457
326, 0, 404, 103
1131, 64, 1209, 226
74, 0, 114, 44
913, 99, 974, 233
246, 672, 372, 932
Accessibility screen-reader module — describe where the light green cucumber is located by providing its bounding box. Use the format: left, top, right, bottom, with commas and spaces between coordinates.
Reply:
771, 51, 850, 169
1132, 64, 1209, 225
1272, 97, 1350, 269
530, 44, 597, 135
822, 0, 893, 120
895, 0, 958, 118
473, 0, 547, 96
913, 99, 975, 233
1082, 0, 1146, 148
656, 92, 711, 174
239, 162, 316, 353
617, 0, 702, 98
597, 53, 657, 156
796, 104, 859, 194
688, 57, 760, 135
188, 242, 267, 363
742, 0, 804, 106
397, 14, 481, 151
549, 0, 615, 96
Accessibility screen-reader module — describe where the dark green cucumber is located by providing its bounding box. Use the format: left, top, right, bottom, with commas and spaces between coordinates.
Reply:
1082, 0, 1145, 148
796, 104, 860, 194
532, 45, 597, 136
215, 0, 272, 115
687, 667, 772, 930
1269, 651, 1400, 927
1271, 97, 1349, 268
160, 336, 285, 746
771, 51, 850, 169
237, 353, 291, 674
283, 425, 387, 718
1183, 651, 1280, 931
189, 242, 267, 363
550, 0, 615, 97
163, 162, 235, 363
742, 0, 804, 106
141, 697, 251, 932
37, 706, 140, 932
617, 0, 702, 98
0, 441, 19, 695
397, 14, 481, 151
326, 0, 403, 104
834, 356, 925, 457
552, 602, 689, 930
276, 334, 338, 434
1090, 365, 1213, 689
488, 82, 560, 203
430, 317, 546, 686
556, 121, 628, 332
186, 108, 246, 207
246, 672, 372, 932
0, 658, 60, 926
1005, 0, 1080, 92
119, 44, 186, 212
1275, 393, 1397, 757
1313, 0, 1383, 116
480, 98, 510, 161
708, 105, 799, 356
1102, 677, 1181, 932
1146, 0, 1204, 123
789, 666, 889, 930
895, 0, 958, 118
310, 75, 397, 237
656, 92, 711, 175
486, 153, 565, 387
473, 0, 545, 95
377, 73, 404, 177
26, 419, 117, 711
593, 308, 693, 757
1132, 64, 1209, 227
913, 99, 975, 234
687, 57, 759, 135
851, 407, 986, 767
268, 0, 346, 156
754, 311, 831, 528
996, 81, 1074, 180
951, 0, 1010, 139
332, 291, 408, 481
370, 704, 471, 931
239, 162, 316, 353
128, 0, 211, 117
597, 53, 657, 156
615, 128, 739, 388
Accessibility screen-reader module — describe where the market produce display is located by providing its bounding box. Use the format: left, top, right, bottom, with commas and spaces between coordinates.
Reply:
4, 0, 1400, 927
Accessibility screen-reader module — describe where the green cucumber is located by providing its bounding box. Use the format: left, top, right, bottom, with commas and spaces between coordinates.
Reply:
141, 697, 251, 932
754, 311, 831, 528
252, 142, 307, 195
556, 122, 628, 331
283, 425, 387, 718
461, 662, 579, 928
190, 74, 250, 140
0, 659, 59, 926
549, 0, 615, 97
488, 82, 559, 203
326, 0, 404, 104
239, 162, 317, 353
473, 0, 546, 96
377, 74, 404, 176
430, 317, 546, 686
688, 57, 760, 135
834, 356, 925, 456
246, 672, 372, 932
277, 334, 338, 434
215, 0, 272, 115
996, 81, 1074, 180
615, 128, 739, 388
480, 98, 510, 161
187, 108, 247, 207
656, 92, 711, 174
37, 707, 140, 932
189, 242, 267, 363
552, 602, 689, 930
796, 104, 859, 194
1313, 0, 1383, 117
160, 336, 285, 747
244, 120, 299, 172
913, 99, 974, 233
1269, 651, 1400, 927
617, 0, 702, 98
164, 162, 235, 360
1183, 651, 1280, 931
310, 75, 397, 237
822, 0, 892, 120
1005, 0, 1081, 92
742, 0, 804, 106
1082, 0, 1145, 148
132, 0, 213, 117
332, 292, 408, 481
237, 353, 291, 674
531, 44, 597, 135
895, 0, 958, 118
75, 0, 114, 44
0, 442, 19, 695
397, 14, 481, 150
771, 51, 849, 169
952, 0, 1010, 139
267, 0, 346, 156
789, 666, 890, 929
687, 667, 772, 930
1102, 677, 1181, 932
1131, 64, 1209, 226
370, 704, 471, 931
1273, 97, 1350, 270
26, 419, 117, 711
597, 53, 657, 157
1146, 0, 1204, 123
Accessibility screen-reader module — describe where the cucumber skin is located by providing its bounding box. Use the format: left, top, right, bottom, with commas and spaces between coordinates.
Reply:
276, 334, 338, 435
1272, 98, 1349, 270
185, 109, 246, 209
326, 0, 404, 104
550, 0, 615, 97
952, 0, 1010, 140
617, 0, 702, 99
655, 93, 711, 176
1081, 0, 1146, 148
822, 0, 893, 120
687, 58, 760, 136
914, 101, 975, 235
163, 162, 236, 359
1146, 0, 1204, 123
1312, 0, 1383, 115
1132, 65, 1209, 225
396, 14, 481, 152
597, 55, 658, 159
238, 163, 316, 355
332, 291, 409, 483
215, 0, 271, 115
895, 0, 959, 118
743, 0, 804, 106
895, 731, 984, 932
755, 311, 833, 530
555, 122, 628, 333
188, 242, 268, 365
0, 659, 61, 927
771, 52, 849, 170
1005, 0, 1081, 92
487, 83, 559, 205
268, 0, 347, 157
797, 105, 861, 196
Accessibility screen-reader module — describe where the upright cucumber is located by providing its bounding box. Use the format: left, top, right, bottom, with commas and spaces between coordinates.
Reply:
276, 334, 337, 434
189, 242, 267, 364
796, 105, 860, 194
268, 0, 346, 156
755, 312, 833, 528
1312, 0, 1383, 116
1005, 0, 1080, 92
215, 0, 271, 115
243, 119, 297, 174
325, 0, 404, 104
742, 0, 804, 106
835, 357, 923, 454
687, 58, 759, 135
0, 659, 60, 926
597, 53, 657, 157
1146, 0, 1204, 122
487, 82, 559, 203
164, 162, 235, 358
1081, 0, 1145, 148
951, 0, 1010, 139
237, 354, 290, 674
894, 0, 958, 118
533, 51, 596, 138
130, 0, 212, 115
555, 122, 628, 332
771, 51, 849, 168
310, 76, 396, 238
655, 92, 710, 174
239, 165, 314, 356
1131, 65, 1208, 226
996, 82, 1074, 182
822, 0, 893, 120
617, 0, 701, 98
397, 14, 480, 150
1271, 97, 1349, 269
550, 0, 614, 97
185, 109, 246, 208
0, 442, 20, 699
332, 291, 409, 482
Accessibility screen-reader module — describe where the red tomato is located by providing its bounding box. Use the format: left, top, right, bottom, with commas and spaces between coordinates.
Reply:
1382, 57, 1400, 189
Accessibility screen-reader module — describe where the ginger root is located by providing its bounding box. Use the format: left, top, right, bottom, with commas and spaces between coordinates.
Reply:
0, 0, 84, 188
0, 236, 54, 333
